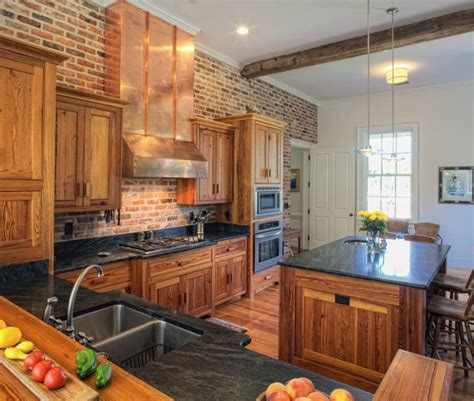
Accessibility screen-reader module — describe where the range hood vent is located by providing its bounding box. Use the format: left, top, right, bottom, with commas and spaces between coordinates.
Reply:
122, 133, 208, 179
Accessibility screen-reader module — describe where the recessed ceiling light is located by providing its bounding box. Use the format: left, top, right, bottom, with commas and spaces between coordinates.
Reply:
236, 26, 249, 35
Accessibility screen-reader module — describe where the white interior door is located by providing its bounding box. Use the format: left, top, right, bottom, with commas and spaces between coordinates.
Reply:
309, 147, 356, 248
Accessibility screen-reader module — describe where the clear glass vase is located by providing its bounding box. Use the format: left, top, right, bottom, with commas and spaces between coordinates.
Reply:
367, 231, 383, 253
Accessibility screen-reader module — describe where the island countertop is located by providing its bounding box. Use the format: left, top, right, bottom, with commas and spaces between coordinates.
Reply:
279, 236, 450, 289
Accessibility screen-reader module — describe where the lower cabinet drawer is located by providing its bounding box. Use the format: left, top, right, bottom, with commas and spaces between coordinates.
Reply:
148, 247, 212, 276
253, 265, 280, 294
57, 261, 132, 293
215, 237, 247, 258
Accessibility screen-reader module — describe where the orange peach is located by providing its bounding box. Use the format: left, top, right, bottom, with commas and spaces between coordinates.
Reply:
330, 389, 354, 401
300, 377, 315, 393
294, 398, 312, 401
268, 390, 291, 401
266, 382, 287, 398
286, 378, 309, 399
308, 391, 330, 401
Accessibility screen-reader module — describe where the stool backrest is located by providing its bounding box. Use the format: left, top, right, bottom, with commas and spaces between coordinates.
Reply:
414, 222, 440, 238
404, 234, 437, 244
386, 219, 409, 234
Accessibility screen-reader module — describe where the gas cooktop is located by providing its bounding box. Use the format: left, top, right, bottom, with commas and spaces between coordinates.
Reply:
119, 235, 208, 255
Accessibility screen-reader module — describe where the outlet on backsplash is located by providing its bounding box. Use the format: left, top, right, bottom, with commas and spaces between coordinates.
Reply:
64, 222, 74, 236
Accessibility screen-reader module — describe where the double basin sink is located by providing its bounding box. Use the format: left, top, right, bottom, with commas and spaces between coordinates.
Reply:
62, 302, 201, 369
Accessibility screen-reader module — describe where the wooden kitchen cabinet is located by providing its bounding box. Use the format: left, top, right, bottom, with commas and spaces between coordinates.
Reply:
57, 261, 133, 293
184, 267, 212, 316
0, 37, 66, 268
255, 123, 282, 184
55, 88, 127, 213
214, 237, 248, 306
177, 118, 235, 205
149, 276, 184, 311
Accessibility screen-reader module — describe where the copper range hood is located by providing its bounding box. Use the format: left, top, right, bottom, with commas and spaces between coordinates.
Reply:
105, 1, 207, 179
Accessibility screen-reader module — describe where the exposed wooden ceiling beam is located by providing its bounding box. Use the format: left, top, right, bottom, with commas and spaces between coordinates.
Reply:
241, 8, 474, 79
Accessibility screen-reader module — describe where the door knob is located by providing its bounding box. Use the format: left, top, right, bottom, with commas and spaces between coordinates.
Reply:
349, 213, 354, 217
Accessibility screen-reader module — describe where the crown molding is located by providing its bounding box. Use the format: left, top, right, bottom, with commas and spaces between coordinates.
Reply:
194, 43, 241, 69
195, 43, 320, 106
319, 80, 474, 106
259, 76, 320, 106
126, 0, 200, 35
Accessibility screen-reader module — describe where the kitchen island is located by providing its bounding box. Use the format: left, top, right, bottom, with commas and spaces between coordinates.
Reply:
279, 236, 450, 392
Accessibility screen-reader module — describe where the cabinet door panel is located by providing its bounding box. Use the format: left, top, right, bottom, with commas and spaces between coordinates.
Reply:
267, 128, 281, 184
296, 287, 392, 376
230, 254, 247, 296
0, 191, 43, 263
149, 276, 183, 312
215, 259, 231, 303
0, 59, 43, 180
55, 102, 84, 209
83, 108, 117, 208
197, 130, 215, 202
185, 267, 212, 317
254, 124, 268, 184
215, 132, 233, 202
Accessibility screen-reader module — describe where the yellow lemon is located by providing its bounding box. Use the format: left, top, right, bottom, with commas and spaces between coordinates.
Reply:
0, 327, 22, 348
5, 347, 28, 360
16, 340, 34, 353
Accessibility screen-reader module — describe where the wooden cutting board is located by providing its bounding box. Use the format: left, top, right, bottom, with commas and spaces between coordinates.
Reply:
0, 296, 172, 401
0, 349, 99, 401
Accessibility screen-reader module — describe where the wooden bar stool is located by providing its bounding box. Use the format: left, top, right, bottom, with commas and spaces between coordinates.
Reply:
404, 234, 438, 244
432, 269, 474, 299
427, 292, 474, 377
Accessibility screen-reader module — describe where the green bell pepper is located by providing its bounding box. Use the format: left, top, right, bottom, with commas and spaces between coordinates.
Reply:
95, 362, 112, 388
76, 348, 97, 379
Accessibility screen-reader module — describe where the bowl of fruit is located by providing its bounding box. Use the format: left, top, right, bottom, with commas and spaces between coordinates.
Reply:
258, 377, 354, 401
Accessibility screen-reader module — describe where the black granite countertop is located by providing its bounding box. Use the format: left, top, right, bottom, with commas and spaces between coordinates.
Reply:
280, 236, 450, 289
0, 273, 373, 401
55, 223, 250, 274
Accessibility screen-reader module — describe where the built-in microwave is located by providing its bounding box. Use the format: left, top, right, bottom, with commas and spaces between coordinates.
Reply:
254, 187, 282, 218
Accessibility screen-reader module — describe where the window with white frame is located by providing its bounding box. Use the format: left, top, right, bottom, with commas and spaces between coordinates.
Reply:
357, 123, 418, 220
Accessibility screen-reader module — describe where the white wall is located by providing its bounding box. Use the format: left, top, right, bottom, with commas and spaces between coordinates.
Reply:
290, 148, 304, 235
318, 82, 474, 268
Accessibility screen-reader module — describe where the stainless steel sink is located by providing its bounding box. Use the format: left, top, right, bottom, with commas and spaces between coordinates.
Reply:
67, 304, 155, 343
93, 320, 201, 368
62, 302, 201, 368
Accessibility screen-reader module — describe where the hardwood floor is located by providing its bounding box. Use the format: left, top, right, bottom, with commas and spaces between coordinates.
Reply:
215, 268, 474, 399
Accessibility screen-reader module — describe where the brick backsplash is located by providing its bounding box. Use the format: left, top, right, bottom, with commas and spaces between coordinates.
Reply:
1, 0, 317, 240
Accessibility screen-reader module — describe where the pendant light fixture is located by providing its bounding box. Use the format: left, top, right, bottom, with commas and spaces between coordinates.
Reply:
357, 0, 377, 158
383, 7, 404, 163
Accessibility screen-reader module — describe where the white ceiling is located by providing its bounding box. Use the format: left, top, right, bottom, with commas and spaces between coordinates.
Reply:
123, 0, 474, 102
271, 32, 474, 102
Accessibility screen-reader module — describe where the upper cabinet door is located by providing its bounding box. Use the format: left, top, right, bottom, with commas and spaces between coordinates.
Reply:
197, 129, 216, 203
55, 102, 84, 210
82, 107, 120, 209
266, 127, 282, 184
254, 124, 268, 184
215, 132, 233, 202
0, 58, 43, 181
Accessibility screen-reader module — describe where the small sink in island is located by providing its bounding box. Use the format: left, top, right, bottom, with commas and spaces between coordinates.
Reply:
279, 236, 450, 393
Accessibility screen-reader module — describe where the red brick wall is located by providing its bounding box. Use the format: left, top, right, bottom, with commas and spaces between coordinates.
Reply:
194, 50, 318, 228
0, 1, 318, 240
0, 0, 107, 93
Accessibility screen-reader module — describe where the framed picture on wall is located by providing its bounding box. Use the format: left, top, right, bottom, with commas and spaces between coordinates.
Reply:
439, 166, 474, 204
290, 169, 301, 192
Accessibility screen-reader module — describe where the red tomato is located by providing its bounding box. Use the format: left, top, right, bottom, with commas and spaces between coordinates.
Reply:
44, 367, 68, 390
31, 360, 55, 382
23, 351, 46, 371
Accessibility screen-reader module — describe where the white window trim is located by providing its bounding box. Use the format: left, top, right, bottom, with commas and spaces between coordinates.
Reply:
356, 122, 419, 222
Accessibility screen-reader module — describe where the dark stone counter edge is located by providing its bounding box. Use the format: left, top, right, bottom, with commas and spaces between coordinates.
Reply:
54, 232, 249, 274
279, 255, 447, 290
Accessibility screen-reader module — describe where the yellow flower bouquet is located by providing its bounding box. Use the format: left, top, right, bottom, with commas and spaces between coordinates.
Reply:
358, 211, 389, 252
